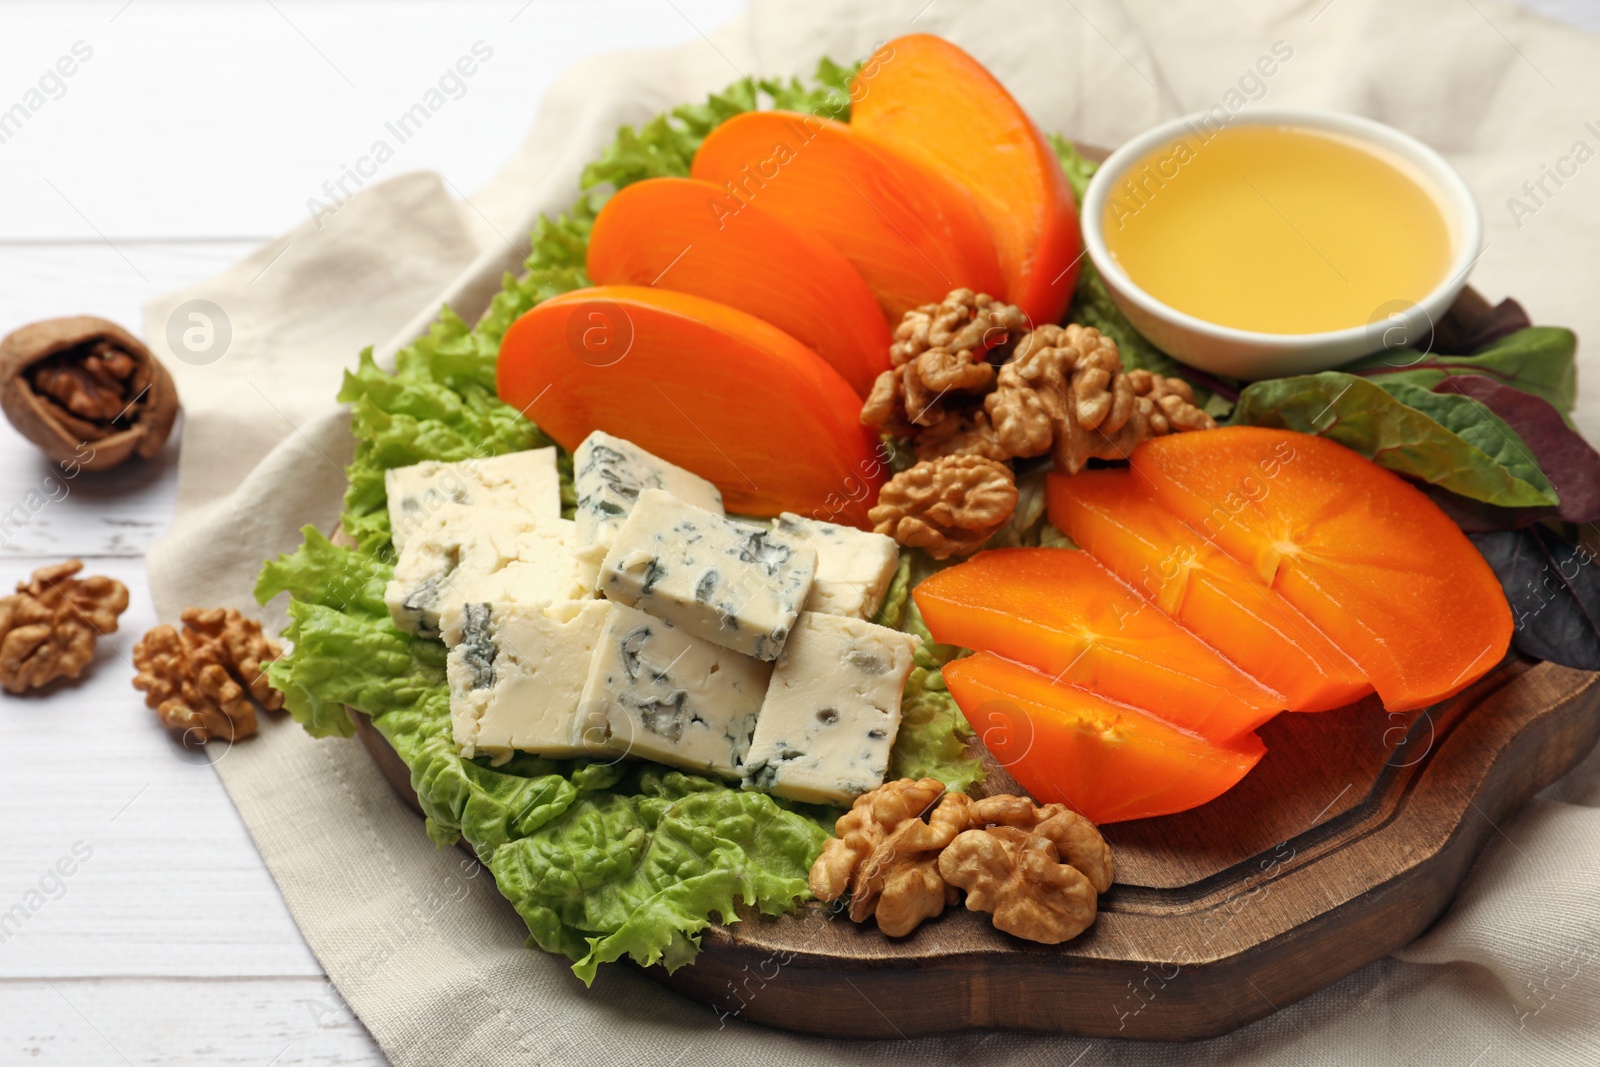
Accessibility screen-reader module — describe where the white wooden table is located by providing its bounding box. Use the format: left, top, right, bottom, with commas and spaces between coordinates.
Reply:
0, 1, 1593, 1064
0, 3, 744, 1063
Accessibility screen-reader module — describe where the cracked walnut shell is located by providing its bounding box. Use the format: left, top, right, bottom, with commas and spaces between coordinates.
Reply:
0, 560, 129, 693
132, 608, 283, 743
869, 454, 1018, 561
0, 317, 180, 472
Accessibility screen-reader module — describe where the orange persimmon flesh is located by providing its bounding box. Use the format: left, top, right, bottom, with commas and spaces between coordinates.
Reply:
586, 177, 891, 397
1048, 469, 1370, 713
689, 110, 1004, 321
914, 548, 1283, 742
1131, 427, 1513, 711
497, 285, 882, 526
944, 652, 1266, 824
850, 34, 1083, 325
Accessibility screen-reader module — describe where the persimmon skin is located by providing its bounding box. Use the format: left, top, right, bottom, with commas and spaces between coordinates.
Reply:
496, 285, 883, 526
851, 34, 1083, 325
690, 110, 1005, 322
1047, 469, 1370, 713
914, 547, 1283, 743
944, 652, 1266, 824
586, 177, 890, 397
1130, 427, 1513, 711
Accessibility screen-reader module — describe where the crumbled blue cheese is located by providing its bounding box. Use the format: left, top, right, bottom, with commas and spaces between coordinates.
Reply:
440, 599, 611, 761
582, 601, 772, 779
774, 512, 901, 620
385, 448, 561, 553
598, 489, 816, 661
572, 431, 724, 586
742, 612, 920, 805
384, 505, 591, 637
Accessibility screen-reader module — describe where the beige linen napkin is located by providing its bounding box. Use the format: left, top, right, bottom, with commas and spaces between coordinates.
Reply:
145, 0, 1600, 1063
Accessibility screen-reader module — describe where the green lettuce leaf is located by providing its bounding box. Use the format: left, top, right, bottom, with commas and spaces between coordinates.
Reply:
257, 62, 876, 983
580, 59, 856, 191
1232, 372, 1559, 508
256, 527, 825, 981
492, 769, 826, 982
889, 666, 983, 793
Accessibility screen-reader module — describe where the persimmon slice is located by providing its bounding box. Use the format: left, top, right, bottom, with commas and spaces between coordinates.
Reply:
914, 548, 1283, 742
944, 652, 1266, 824
1048, 469, 1370, 713
850, 35, 1083, 325
1130, 427, 1512, 711
497, 285, 882, 525
689, 110, 1004, 321
586, 177, 891, 397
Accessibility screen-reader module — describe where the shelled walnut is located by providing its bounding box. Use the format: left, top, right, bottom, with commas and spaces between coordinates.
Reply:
868, 454, 1018, 560
132, 608, 284, 743
940, 795, 1114, 944
811, 780, 1115, 944
810, 778, 974, 937
0, 560, 129, 693
861, 307, 1215, 556
862, 289, 1030, 434
0, 317, 179, 472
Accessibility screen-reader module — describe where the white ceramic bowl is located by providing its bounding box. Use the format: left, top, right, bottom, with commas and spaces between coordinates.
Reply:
1080, 107, 1483, 380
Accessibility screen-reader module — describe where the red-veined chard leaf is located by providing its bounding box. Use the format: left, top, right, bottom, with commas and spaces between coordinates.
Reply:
1471, 525, 1600, 670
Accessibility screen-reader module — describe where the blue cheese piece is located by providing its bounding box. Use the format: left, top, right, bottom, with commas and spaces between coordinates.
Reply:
599, 489, 816, 661
583, 602, 772, 779
774, 512, 901, 620
742, 612, 920, 805
441, 599, 611, 761
385, 448, 560, 553
384, 505, 590, 637
572, 431, 724, 583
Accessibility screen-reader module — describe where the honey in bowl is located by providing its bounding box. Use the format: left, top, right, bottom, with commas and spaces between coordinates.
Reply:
1100, 125, 1454, 336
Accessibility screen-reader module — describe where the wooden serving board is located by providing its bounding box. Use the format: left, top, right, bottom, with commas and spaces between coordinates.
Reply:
356, 658, 1600, 1039
345, 137, 1600, 1036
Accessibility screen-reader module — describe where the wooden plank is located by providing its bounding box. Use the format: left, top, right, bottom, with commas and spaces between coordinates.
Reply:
0, 977, 381, 1065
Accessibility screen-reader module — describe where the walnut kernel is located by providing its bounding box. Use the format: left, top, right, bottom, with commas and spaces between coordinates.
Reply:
868, 454, 1018, 560
132, 608, 283, 743
939, 825, 1101, 945
0, 560, 129, 693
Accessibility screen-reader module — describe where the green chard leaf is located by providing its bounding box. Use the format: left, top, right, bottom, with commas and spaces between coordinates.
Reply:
1338, 326, 1578, 416
1232, 373, 1559, 509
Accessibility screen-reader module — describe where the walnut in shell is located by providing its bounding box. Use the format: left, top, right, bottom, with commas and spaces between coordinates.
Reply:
0, 317, 180, 472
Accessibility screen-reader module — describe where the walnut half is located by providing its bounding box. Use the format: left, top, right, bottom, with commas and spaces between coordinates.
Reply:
0, 560, 129, 693
132, 608, 284, 743
868, 454, 1018, 561
812, 781, 1116, 944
